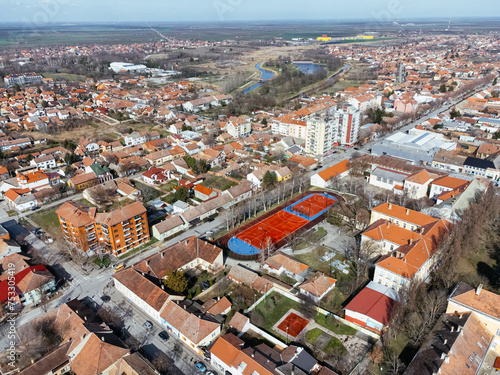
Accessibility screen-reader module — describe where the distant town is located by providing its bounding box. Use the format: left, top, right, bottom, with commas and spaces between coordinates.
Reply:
0, 21, 499, 375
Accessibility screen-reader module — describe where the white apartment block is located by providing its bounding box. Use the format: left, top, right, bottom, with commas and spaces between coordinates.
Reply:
4, 73, 43, 87
305, 105, 361, 157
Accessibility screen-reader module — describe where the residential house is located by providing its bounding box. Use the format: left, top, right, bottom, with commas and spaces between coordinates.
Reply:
463, 156, 500, 181
299, 272, 336, 303
428, 176, 470, 201
210, 333, 326, 375
275, 166, 292, 182
4, 188, 38, 211
68, 172, 98, 191
160, 299, 221, 354
194, 184, 217, 201
367, 203, 450, 292
431, 149, 467, 173
0, 263, 55, 308
310, 159, 350, 188
151, 215, 188, 241
263, 252, 310, 282
31, 154, 56, 170
142, 167, 169, 185
403, 169, 435, 199
113, 267, 183, 325
145, 149, 172, 166
133, 236, 224, 279
16, 169, 49, 190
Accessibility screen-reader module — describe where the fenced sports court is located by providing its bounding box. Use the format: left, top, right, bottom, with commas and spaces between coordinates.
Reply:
227, 193, 337, 257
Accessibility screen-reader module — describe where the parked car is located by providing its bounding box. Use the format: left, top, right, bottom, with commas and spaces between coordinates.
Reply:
158, 331, 169, 341
113, 264, 125, 272
143, 321, 153, 330
196, 362, 207, 372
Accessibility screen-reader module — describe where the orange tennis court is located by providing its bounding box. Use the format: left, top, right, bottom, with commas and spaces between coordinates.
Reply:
228, 193, 337, 256
277, 312, 310, 338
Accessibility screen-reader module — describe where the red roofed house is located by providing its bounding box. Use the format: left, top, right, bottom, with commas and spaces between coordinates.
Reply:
310, 159, 350, 188
4, 188, 38, 211
142, 167, 169, 185
428, 175, 470, 201
193, 184, 217, 201
344, 281, 397, 333
16, 168, 49, 190
0, 264, 55, 308
403, 169, 436, 199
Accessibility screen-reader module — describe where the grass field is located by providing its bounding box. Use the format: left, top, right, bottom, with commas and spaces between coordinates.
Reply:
305, 328, 322, 344
315, 313, 357, 335
42, 72, 87, 82
253, 292, 301, 332
203, 176, 237, 191
323, 337, 347, 356
31, 207, 61, 238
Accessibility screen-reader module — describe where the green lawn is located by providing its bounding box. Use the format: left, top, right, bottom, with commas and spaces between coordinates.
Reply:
319, 288, 346, 315
323, 337, 347, 356
305, 328, 322, 344
42, 72, 87, 82
253, 292, 301, 331
203, 176, 237, 191
159, 180, 178, 192
295, 227, 327, 250
315, 313, 357, 335
30, 208, 62, 238
93, 257, 111, 268
118, 237, 159, 259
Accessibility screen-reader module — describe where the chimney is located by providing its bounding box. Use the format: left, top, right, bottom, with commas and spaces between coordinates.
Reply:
387, 222, 390, 228
161, 252, 164, 258
476, 284, 483, 296
440, 352, 446, 360
84, 316, 87, 321
457, 325, 463, 332
101, 337, 105, 341
451, 326, 454, 332
161, 284, 165, 290
388, 203, 392, 210
406, 208, 409, 215
183, 305, 186, 310
443, 339, 447, 345
185, 240, 188, 245
409, 239, 413, 245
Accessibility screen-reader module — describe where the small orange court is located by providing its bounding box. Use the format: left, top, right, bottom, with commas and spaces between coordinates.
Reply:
277, 312, 310, 338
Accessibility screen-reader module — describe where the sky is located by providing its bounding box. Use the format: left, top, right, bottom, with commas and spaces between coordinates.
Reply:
2, 0, 500, 23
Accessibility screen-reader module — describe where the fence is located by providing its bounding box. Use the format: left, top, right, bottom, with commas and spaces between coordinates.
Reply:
246, 286, 380, 340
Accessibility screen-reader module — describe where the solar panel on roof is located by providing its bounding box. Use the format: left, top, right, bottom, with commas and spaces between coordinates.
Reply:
411, 133, 429, 144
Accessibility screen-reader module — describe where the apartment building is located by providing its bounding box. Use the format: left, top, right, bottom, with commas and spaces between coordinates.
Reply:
305, 105, 361, 157
226, 117, 251, 139
56, 200, 149, 256
4, 73, 43, 87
